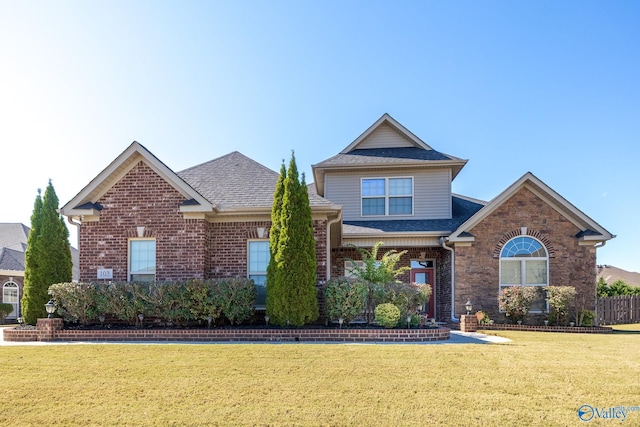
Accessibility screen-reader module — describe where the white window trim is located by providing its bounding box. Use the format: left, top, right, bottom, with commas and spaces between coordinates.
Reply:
128, 238, 157, 282
247, 239, 270, 309
360, 176, 414, 217
2, 281, 19, 319
498, 236, 549, 313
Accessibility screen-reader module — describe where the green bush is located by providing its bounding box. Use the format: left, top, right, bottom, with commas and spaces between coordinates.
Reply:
498, 286, 537, 324
49, 282, 100, 325
187, 280, 223, 325
323, 277, 367, 325
374, 303, 400, 328
0, 303, 13, 323
546, 286, 576, 326
381, 282, 432, 318
49, 278, 257, 327
97, 282, 141, 325
216, 278, 256, 325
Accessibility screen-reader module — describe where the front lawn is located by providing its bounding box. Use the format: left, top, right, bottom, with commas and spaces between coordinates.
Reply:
1, 326, 639, 426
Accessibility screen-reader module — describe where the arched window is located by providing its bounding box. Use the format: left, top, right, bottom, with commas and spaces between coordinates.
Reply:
499, 236, 548, 312
2, 281, 19, 319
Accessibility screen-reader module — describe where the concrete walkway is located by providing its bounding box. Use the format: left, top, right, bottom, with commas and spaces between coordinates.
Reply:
0, 326, 511, 345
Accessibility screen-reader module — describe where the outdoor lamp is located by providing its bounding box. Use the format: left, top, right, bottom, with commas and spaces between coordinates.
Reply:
264, 315, 270, 327
465, 300, 472, 315
45, 300, 55, 318
17, 317, 23, 326
406, 315, 412, 329
338, 317, 344, 329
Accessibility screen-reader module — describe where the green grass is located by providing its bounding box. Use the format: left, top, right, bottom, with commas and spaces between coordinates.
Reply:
1, 326, 640, 426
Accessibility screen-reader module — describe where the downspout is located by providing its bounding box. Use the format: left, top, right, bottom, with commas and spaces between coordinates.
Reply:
440, 237, 458, 322
66, 215, 81, 250
325, 210, 342, 281
592, 240, 607, 325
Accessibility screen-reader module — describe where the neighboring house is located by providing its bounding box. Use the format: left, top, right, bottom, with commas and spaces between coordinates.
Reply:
60, 114, 614, 322
0, 223, 80, 320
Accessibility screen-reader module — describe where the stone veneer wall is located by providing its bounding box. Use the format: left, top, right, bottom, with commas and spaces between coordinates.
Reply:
454, 187, 598, 321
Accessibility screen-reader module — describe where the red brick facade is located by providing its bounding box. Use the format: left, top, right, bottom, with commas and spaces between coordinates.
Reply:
454, 187, 597, 320
79, 161, 208, 282
78, 161, 329, 285
331, 246, 453, 322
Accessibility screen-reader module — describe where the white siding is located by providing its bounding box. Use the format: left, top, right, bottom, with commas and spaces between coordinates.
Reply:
325, 169, 452, 221
356, 124, 415, 149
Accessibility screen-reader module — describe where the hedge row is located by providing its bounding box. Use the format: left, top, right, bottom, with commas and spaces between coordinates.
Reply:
48, 279, 256, 327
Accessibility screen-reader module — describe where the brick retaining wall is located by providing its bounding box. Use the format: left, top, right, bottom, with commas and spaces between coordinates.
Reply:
4, 326, 451, 343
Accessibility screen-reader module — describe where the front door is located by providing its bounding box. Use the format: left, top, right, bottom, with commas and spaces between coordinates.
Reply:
410, 268, 435, 318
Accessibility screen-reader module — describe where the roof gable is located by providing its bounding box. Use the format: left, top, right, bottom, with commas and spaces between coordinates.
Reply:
312, 114, 468, 196
341, 113, 433, 153
448, 172, 615, 244
60, 142, 212, 217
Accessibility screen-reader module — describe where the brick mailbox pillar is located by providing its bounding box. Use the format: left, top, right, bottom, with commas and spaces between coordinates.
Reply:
36, 318, 63, 341
460, 314, 478, 333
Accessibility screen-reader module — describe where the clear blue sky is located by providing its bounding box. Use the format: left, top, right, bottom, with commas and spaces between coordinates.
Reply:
1, 1, 638, 272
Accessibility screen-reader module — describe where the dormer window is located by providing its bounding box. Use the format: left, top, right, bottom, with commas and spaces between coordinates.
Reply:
361, 177, 413, 216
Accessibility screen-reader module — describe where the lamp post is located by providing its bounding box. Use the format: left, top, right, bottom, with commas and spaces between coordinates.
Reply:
338, 317, 344, 329
45, 300, 55, 318
465, 300, 472, 316
406, 315, 412, 329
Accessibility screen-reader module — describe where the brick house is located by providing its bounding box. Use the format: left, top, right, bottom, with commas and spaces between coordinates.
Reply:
0, 224, 79, 320
60, 114, 613, 322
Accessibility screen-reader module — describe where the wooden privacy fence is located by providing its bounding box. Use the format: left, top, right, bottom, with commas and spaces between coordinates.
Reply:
596, 295, 640, 325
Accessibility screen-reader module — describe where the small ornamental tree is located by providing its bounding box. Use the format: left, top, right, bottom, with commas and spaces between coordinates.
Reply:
346, 242, 410, 323
546, 286, 576, 326
498, 286, 537, 324
22, 181, 73, 324
267, 152, 319, 326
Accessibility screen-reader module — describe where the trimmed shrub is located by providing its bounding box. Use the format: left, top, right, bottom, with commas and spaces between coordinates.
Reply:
498, 286, 537, 324
323, 277, 367, 325
381, 282, 432, 318
94, 282, 143, 325
187, 279, 223, 325
374, 303, 401, 328
49, 282, 100, 325
217, 278, 256, 325
546, 286, 576, 326
0, 303, 13, 324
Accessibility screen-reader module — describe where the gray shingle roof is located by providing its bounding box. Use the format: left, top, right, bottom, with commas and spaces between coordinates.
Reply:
314, 147, 458, 167
0, 247, 25, 271
343, 195, 485, 234
0, 223, 29, 252
177, 152, 337, 210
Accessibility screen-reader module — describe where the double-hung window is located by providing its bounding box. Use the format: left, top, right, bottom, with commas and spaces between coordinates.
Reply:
361, 177, 413, 216
248, 240, 270, 307
129, 239, 156, 282
499, 236, 548, 312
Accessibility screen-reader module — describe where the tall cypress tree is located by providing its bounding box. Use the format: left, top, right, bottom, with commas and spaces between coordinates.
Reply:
266, 162, 286, 317
21, 180, 72, 324
268, 152, 318, 326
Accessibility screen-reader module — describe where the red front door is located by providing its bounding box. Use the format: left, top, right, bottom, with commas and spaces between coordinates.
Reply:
411, 268, 435, 318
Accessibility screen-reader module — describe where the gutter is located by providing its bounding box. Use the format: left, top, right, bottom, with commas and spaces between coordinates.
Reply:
440, 237, 458, 322
325, 211, 342, 281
